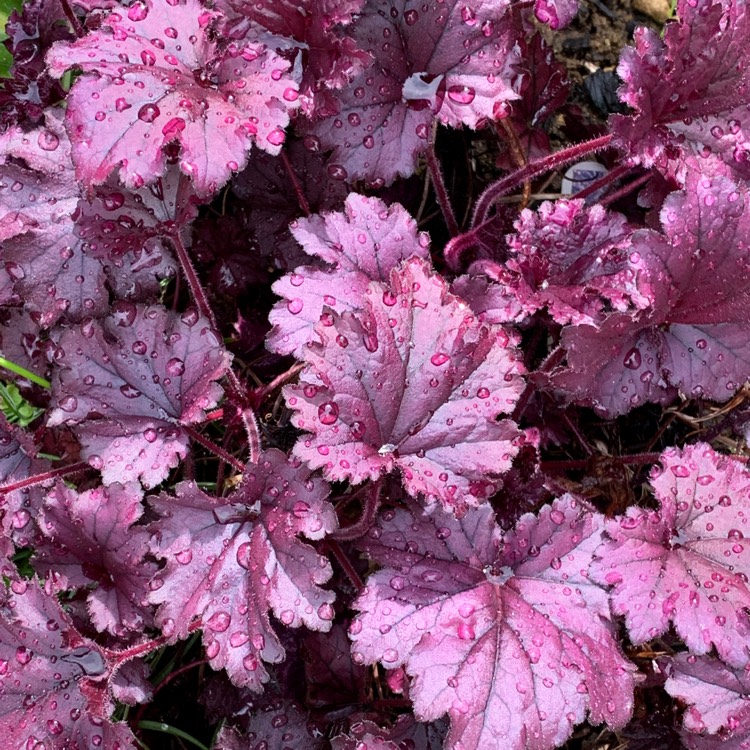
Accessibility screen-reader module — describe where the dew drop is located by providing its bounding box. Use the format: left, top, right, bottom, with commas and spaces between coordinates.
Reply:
88, 455, 104, 470
286, 298, 303, 315
317, 602, 334, 621
137, 103, 161, 123
383, 648, 398, 662
318, 401, 339, 425
623, 348, 641, 370
37, 130, 60, 152
446, 85, 475, 104
430, 352, 450, 367
206, 611, 231, 632
166, 357, 185, 376
59, 396, 78, 412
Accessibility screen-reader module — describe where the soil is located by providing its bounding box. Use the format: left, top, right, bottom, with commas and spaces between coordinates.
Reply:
549, 0, 663, 125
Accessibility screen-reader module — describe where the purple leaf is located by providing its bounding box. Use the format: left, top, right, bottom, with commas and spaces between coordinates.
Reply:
0, 577, 137, 749
46, 0, 301, 196
3, 225, 110, 326
665, 653, 750, 740
611, 0, 750, 183
500, 199, 647, 325
302, 623, 367, 707
591, 443, 750, 666
303, 0, 522, 184
450, 273, 526, 325
0, 416, 52, 542
1, 117, 179, 325
331, 715, 447, 750
147, 450, 335, 689
495, 33, 570, 170
229, 137, 349, 272
550, 173, 750, 416
215, 699, 324, 750
0, 0, 72, 129
285, 257, 526, 514
268, 193, 430, 355
34, 481, 156, 637
47, 303, 231, 487
224, 0, 370, 116
77, 167, 197, 262
350, 495, 635, 750
110, 659, 153, 706
0, 113, 76, 233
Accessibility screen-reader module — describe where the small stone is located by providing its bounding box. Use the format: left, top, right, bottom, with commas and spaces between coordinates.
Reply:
633, 0, 672, 24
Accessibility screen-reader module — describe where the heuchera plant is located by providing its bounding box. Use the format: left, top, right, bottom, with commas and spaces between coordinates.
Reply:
3, 0, 750, 747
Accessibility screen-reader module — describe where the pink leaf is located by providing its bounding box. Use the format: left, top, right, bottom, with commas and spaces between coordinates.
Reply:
534, 0, 578, 29
46, 0, 300, 196
268, 194, 430, 355
35, 482, 156, 636
665, 653, 750, 739
500, 199, 647, 325
1, 116, 178, 326
303, 0, 522, 184
148, 450, 335, 689
350, 496, 634, 750
611, 0, 750, 183
224, 0, 370, 116
551, 173, 750, 416
215, 700, 324, 749
47, 303, 231, 487
591, 443, 750, 666
0, 577, 136, 749
285, 257, 526, 515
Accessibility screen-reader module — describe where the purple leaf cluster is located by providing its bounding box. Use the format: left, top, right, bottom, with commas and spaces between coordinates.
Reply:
2, 0, 750, 747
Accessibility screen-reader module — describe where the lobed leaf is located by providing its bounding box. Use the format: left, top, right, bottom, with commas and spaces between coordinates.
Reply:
303, 0, 522, 184
47, 303, 231, 488
148, 450, 336, 689
34, 481, 156, 637
46, 0, 300, 196
351, 496, 634, 750
268, 193, 430, 356
0, 577, 137, 749
551, 173, 750, 416
591, 443, 750, 666
285, 257, 526, 514
611, 0, 750, 184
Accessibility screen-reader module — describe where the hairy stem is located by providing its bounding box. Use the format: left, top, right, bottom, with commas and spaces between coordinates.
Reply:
280, 149, 311, 217
59, 0, 84, 36
182, 424, 245, 473
0, 461, 89, 496
427, 122, 459, 236
496, 118, 531, 208
567, 163, 630, 204
600, 170, 654, 208
331, 480, 382, 541
168, 229, 218, 331
512, 346, 565, 423
168, 228, 261, 460
324, 539, 364, 590
252, 363, 305, 406
472, 133, 616, 227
